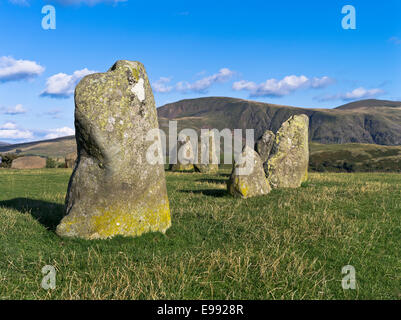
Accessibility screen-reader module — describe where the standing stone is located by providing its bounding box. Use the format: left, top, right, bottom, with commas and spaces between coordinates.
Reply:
65, 152, 77, 168
170, 134, 195, 171
56, 60, 171, 239
11, 156, 46, 169
194, 131, 219, 174
255, 130, 275, 175
227, 146, 271, 198
267, 114, 309, 188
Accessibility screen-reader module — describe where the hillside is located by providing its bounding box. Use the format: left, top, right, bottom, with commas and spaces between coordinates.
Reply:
335, 99, 401, 110
0, 135, 76, 158
0, 142, 10, 147
309, 142, 401, 172
158, 97, 401, 145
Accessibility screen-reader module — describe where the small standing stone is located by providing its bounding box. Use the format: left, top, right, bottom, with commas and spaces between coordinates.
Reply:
65, 152, 77, 168
170, 134, 195, 171
227, 146, 271, 198
194, 131, 219, 174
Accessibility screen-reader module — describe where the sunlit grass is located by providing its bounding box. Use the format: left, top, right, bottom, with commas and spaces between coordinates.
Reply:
0, 169, 400, 299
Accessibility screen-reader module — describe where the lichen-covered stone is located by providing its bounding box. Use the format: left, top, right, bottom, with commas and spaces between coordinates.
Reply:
267, 114, 309, 188
170, 134, 194, 172
255, 130, 275, 175
227, 146, 271, 198
56, 60, 171, 239
194, 131, 219, 174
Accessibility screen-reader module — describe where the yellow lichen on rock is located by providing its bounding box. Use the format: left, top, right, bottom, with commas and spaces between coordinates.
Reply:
56, 60, 171, 239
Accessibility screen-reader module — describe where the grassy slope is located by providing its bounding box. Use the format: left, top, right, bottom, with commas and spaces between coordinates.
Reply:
0, 169, 400, 299
309, 143, 401, 172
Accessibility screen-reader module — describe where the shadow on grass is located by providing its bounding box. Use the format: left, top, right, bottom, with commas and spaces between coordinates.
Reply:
179, 189, 228, 198
0, 198, 64, 231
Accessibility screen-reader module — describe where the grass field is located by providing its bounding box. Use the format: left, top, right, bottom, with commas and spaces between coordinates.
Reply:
0, 168, 400, 299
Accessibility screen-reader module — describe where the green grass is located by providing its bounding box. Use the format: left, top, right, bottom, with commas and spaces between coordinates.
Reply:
0, 168, 400, 299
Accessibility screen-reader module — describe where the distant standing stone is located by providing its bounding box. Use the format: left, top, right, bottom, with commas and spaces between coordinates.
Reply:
170, 134, 195, 172
56, 60, 171, 239
267, 114, 309, 188
255, 130, 275, 175
11, 156, 46, 169
194, 131, 219, 174
65, 152, 77, 168
227, 146, 271, 198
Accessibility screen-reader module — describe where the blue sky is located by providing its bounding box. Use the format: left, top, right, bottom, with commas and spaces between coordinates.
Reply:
0, 0, 400, 143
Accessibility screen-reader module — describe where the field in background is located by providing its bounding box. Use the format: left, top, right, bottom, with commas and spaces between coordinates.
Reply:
1, 135, 401, 173
0, 169, 400, 299
309, 143, 401, 172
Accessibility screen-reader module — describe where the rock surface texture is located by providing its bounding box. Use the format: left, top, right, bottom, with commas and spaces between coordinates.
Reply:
56, 60, 171, 239
267, 114, 309, 188
227, 146, 271, 198
255, 130, 275, 175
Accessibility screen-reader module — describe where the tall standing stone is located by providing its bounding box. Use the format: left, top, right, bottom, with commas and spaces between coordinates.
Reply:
267, 114, 309, 188
56, 60, 171, 239
227, 146, 271, 198
194, 131, 219, 174
255, 130, 275, 175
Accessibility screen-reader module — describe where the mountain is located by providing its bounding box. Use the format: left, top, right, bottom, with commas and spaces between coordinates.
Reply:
1, 97, 401, 159
158, 97, 401, 145
0, 141, 10, 147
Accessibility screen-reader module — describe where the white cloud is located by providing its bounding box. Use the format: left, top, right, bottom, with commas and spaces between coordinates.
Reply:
317, 87, 384, 102
176, 68, 235, 93
232, 75, 334, 97
0, 122, 33, 140
152, 77, 173, 93
3, 104, 27, 115
44, 127, 75, 139
41, 68, 96, 98
0, 56, 44, 82
0, 122, 17, 129
153, 68, 235, 94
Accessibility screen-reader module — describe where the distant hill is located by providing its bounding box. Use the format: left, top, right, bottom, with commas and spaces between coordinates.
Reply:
0, 141, 10, 147
0, 135, 76, 158
158, 97, 401, 145
335, 99, 401, 110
